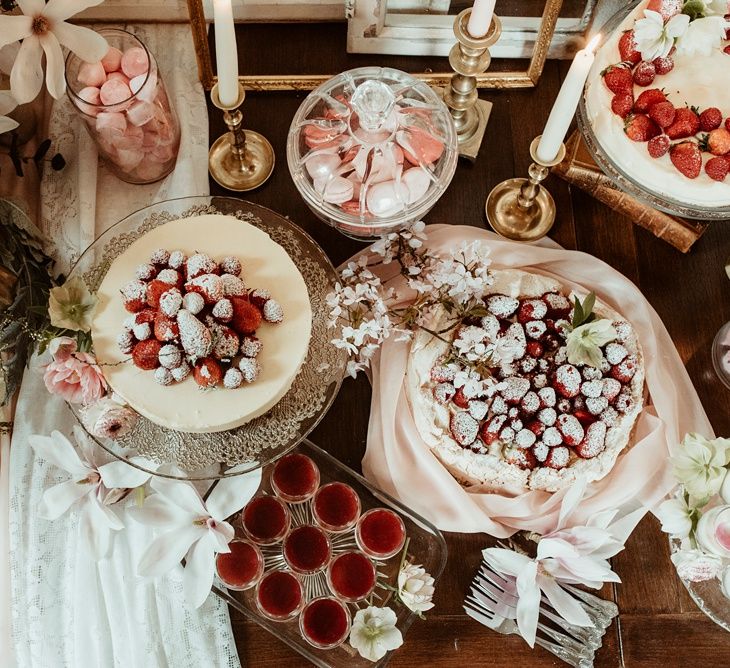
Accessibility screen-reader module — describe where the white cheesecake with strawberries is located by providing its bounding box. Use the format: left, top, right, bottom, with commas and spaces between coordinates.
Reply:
584, 0, 730, 207
405, 269, 645, 494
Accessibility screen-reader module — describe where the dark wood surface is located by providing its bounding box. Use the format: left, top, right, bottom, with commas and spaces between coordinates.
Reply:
206, 24, 730, 667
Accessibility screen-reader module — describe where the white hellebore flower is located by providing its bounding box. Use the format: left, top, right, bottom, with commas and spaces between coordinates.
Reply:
28, 427, 153, 559
131, 468, 261, 608
565, 319, 617, 369
676, 15, 729, 56
0, 0, 109, 103
0, 91, 18, 135
633, 10, 689, 61
398, 562, 435, 614
671, 433, 730, 500
656, 495, 694, 539
349, 606, 403, 662
48, 276, 98, 332
670, 548, 722, 582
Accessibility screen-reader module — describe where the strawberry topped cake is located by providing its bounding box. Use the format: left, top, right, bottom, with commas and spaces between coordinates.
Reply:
584, 0, 730, 208
91, 214, 312, 433
405, 269, 645, 494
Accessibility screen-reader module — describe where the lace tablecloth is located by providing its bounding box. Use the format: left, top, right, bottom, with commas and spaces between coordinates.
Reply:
4, 24, 242, 668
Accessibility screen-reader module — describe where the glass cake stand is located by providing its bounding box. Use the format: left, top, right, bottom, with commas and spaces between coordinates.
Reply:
67, 196, 347, 480
575, 4, 730, 221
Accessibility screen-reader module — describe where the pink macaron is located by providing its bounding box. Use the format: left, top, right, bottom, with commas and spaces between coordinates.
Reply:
100, 78, 132, 106
101, 47, 123, 73
121, 47, 149, 78
77, 61, 106, 88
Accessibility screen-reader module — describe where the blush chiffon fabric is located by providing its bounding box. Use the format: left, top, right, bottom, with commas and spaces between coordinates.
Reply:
362, 224, 713, 538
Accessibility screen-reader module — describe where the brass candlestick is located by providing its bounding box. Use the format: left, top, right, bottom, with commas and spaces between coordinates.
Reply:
442, 9, 501, 160
208, 83, 274, 191
485, 135, 566, 242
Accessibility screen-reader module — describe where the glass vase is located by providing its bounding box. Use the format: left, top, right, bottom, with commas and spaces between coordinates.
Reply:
64, 28, 180, 184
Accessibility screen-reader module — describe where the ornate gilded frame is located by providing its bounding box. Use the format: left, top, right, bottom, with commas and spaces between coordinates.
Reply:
187, 0, 563, 91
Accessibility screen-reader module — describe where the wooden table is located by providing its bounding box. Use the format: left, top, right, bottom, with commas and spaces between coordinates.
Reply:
208, 23, 730, 666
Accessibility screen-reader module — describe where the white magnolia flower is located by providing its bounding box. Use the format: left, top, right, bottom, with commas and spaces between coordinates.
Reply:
0, 0, 109, 103
671, 433, 730, 500
671, 548, 722, 582
676, 15, 729, 56
28, 427, 153, 559
633, 10, 689, 61
656, 495, 694, 539
565, 319, 617, 369
482, 480, 629, 647
702, 0, 730, 15
349, 606, 403, 662
0, 91, 18, 135
130, 467, 261, 607
48, 276, 98, 332
721, 565, 730, 600
398, 562, 435, 613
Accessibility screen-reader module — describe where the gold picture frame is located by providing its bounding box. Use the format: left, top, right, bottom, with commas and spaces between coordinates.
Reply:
187, 0, 563, 91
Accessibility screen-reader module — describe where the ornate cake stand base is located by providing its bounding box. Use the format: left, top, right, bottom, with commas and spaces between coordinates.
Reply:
486, 136, 566, 242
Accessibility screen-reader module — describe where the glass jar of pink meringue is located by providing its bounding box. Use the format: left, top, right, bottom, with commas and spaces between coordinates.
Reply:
64, 29, 181, 184
287, 67, 457, 240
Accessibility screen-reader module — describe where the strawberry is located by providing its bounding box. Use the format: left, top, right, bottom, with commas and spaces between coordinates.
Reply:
575, 421, 608, 459
624, 114, 660, 142
526, 341, 544, 358
132, 339, 161, 370
544, 446, 570, 470
134, 308, 157, 325
611, 93, 634, 118
554, 364, 581, 398
517, 299, 547, 324
725, 45, 730, 56
573, 409, 597, 427
154, 313, 179, 342
505, 448, 537, 470
146, 279, 171, 309
230, 296, 263, 335
648, 134, 670, 158
480, 414, 507, 445
634, 88, 666, 113
602, 65, 633, 95
707, 128, 730, 155
666, 107, 700, 139
705, 156, 730, 181
610, 355, 639, 383
652, 56, 674, 75
193, 357, 223, 388
699, 107, 723, 131
526, 419, 545, 437
633, 61, 656, 87
618, 30, 641, 64
648, 101, 676, 128
669, 141, 702, 178
556, 414, 585, 447
452, 388, 470, 409
646, 0, 682, 20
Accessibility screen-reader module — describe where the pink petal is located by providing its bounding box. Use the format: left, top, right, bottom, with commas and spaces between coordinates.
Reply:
44, 0, 105, 22
515, 561, 540, 648
98, 459, 151, 489
482, 547, 532, 577
539, 576, 592, 627
150, 477, 207, 517
10, 34, 42, 104
137, 527, 204, 577
51, 21, 108, 63
183, 534, 216, 608
40, 33, 65, 99
0, 16, 32, 48
17, 0, 44, 14
38, 479, 91, 520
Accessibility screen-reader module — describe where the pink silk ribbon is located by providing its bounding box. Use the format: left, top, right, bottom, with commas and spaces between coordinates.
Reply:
361, 225, 713, 537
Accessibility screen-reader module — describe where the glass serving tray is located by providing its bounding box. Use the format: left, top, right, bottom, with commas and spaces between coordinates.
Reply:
66, 196, 347, 480
212, 439, 448, 667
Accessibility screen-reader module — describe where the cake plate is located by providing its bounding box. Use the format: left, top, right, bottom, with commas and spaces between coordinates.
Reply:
575, 4, 730, 222
67, 196, 347, 480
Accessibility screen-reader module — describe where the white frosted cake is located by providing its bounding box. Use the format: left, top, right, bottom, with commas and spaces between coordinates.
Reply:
585, 0, 730, 208
406, 269, 644, 494
91, 214, 312, 433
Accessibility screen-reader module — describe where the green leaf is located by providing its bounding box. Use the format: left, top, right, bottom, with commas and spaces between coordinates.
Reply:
572, 296, 584, 328
571, 292, 598, 329
582, 293, 596, 320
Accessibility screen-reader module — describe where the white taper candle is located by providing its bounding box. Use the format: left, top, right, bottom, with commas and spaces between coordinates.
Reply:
213, 0, 239, 107
467, 0, 496, 39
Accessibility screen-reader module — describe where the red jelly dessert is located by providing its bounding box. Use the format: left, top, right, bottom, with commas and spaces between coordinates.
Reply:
299, 597, 351, 650
326, 550, 377, 602
255, 570, 304, 621
242, 495, 290, 545
271, 453, 320, 503
356, 508, 406, 559
312, 482, 361, 533
283, 524, 332, 575
215, 539, 264, 591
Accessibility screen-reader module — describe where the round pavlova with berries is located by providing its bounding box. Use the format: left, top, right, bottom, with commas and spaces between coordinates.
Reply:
405, 269, 645, 494
91, 214, 312, 433
584, 0, 730, 208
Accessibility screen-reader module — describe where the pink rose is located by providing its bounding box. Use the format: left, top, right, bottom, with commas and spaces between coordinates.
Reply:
43, 339, 107, 405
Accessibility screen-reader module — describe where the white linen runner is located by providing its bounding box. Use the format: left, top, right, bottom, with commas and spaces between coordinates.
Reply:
7, 24, 241, 668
